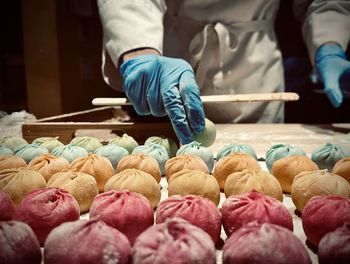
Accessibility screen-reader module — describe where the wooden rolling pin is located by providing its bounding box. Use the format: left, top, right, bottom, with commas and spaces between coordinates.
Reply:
92, 92, 299, 106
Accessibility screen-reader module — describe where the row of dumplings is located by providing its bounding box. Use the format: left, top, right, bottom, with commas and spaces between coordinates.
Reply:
1, 188, 349, 263
1, 134, 350, 172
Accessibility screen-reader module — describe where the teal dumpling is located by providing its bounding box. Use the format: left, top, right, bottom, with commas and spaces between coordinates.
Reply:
52, 145, 88, 163
94, 144, 129, 169
132, 143, 169, 175
0, 146, 13, 155
14, 144, 49, 163
311, 143, 350, 171
0, 136, 28, 150
144, 136, 178, 158
216, 144, 258, 160
109, 133, 139, 154
176, 141, 214, 173
32, 137, 64, 152
70, 136, 102, 153
265, 144, 306, 172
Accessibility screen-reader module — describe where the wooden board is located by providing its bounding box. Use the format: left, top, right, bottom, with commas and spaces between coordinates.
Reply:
22, 106, 177, 144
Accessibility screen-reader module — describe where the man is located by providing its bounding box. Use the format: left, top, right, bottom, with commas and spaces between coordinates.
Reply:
97, 0, 350, 144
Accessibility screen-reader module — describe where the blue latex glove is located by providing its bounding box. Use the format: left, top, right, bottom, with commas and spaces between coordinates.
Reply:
120, 54, 205, 144
315, 44, 350, 107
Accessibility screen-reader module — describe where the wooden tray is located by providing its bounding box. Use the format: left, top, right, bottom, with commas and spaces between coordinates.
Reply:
22, 106, 177, 144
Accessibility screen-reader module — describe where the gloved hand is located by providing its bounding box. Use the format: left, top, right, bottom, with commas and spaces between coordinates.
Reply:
120, 54, 205, 144
315, 43, 350, 107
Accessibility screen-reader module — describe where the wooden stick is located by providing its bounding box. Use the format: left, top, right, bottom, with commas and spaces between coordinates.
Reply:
92, 92, 299, 106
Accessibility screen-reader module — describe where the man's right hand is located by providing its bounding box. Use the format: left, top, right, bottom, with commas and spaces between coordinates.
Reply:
119, 53, 205, 144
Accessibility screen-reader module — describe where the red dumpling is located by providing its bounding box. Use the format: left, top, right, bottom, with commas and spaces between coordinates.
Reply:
318, 223, 350, 264
223, 223, 311, 264
0, 191, 14, 221
89, 190, 154, 244
15, 187, 80, 245
302, 195, 350, 247
133, 217, 216, 264
221, 190, 293, 236
44, 219, 131, 264
0, 221, 42, 264
156, 195, 221, 244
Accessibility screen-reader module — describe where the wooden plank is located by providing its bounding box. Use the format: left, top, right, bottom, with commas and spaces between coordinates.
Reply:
22, 121, 177, 145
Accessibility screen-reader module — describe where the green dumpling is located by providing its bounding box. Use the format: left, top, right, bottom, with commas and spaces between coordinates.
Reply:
311, 143, 350, 171
14, 143, 49, 163
265, 143, 306, 172
108, 133, 139, 154
0, 146, 13, 155
132, 143, 169, 175
216, 143, 258, 160
176, 141, 214, 172
194, 118, 216, 147
70, 136, 102, 153
0, 136, 28, 150
144, 136, 178, 158
51, 144, 88, 163
94, 144, 129, 169
32, 137, 64, 152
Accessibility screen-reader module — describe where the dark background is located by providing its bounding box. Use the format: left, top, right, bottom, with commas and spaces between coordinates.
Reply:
0, 0, 349, 122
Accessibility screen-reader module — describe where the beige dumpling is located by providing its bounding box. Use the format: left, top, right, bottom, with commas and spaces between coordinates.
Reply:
272, 155, 319, 193
213, 152, 261, 189
165, 154, 209, 182
224, 169, 283, 202
291, 170, 350, 213
332, 157, 350, 184
0, 168, 46, 207
117, 153, 161, 183
104, 168, 161, 208
27, 154, 70, 182
168, 169, 220, 206
70, 153, 115, 192
47, 171, 98, 213
0, 155, 26, 171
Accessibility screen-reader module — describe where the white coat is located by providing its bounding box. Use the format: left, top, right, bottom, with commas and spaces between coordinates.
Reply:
97, 0, 350, 123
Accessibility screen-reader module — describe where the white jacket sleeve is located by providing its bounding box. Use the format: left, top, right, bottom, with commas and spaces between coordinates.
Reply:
98, 0, 166, 66
294, 0, 350, 64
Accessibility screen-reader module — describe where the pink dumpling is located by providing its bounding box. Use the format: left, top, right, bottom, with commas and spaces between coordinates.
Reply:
318, 223, 350, 264
302, 195, 350, 246
0, 191, 14, 221
223, 223, 311, 264
156, 195, 221, 243
15, 187, 80, 245
133, 217, 216, 264
44, 219, 131, 264
0, 220, 42, 264
89, 190, 154, 244
222, 190, 293, 236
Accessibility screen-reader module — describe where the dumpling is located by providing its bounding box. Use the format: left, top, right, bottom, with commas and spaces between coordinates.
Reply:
14, 144, 49, 163
94, 144, 129, 169
108, 133, 139, 154
32, 137, 64, 152
51, 144, 88, 163
216, 143, 258, 160
70, 136, 102, 153
145, 136, 178, 158
117, 153, 161, 183
176, 141, 214, 172
265, 143, 306, 172
132, 143, 169, 175
311, 143, 350, 171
